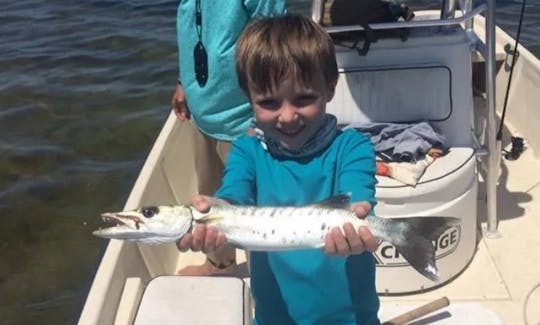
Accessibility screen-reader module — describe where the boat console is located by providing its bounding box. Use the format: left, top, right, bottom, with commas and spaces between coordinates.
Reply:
316, 0, 498, 293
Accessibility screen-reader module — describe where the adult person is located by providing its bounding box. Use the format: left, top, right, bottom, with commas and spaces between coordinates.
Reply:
171, 1, 286, 276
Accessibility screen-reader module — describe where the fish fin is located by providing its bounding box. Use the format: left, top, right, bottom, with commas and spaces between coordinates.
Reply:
196, 213, 224, 225
312, 193, 351, 209
381, 216, 460, 281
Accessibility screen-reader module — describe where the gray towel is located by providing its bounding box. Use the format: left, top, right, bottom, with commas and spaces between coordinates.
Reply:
345, 122, 446, 162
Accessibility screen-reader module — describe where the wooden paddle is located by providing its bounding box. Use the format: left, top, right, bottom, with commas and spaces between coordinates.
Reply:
382, 297, 450, 325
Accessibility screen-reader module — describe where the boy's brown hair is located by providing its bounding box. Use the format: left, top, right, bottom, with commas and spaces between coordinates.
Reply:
236, 14, 338, 96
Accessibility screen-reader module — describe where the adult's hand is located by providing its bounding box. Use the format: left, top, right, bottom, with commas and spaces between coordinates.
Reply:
171, 83, 190, 121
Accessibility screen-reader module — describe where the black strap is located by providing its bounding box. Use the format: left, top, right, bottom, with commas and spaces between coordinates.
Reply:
195, 0, 202, 40
354, 24, 376, 55
337, 24, 377, 56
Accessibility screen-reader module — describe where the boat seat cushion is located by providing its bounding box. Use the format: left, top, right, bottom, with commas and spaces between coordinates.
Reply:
330, 66, 452, 124
133, 276, 250, 325
329, 28, 475, 148
375, 147, 476, 203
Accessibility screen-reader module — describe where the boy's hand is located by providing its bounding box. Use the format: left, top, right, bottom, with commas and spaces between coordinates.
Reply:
176, 195, 228, 253
324, 201, 379, 256
171, 83, 190, 121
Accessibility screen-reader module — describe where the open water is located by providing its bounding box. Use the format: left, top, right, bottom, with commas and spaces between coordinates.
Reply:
0, 0, 538, 324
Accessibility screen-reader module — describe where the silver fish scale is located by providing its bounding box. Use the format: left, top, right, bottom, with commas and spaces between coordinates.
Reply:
206, 205, 368, 251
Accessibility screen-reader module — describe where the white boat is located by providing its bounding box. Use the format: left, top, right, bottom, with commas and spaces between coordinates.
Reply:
78, 1, 540, 324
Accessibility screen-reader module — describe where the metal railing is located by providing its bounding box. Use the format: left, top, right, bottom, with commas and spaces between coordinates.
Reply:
484, 0, 500, 238
311, 0, 500, 237
442, 0, 457, 20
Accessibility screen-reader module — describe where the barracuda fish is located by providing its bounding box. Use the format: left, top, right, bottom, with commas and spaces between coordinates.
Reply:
93, 194, 459, 281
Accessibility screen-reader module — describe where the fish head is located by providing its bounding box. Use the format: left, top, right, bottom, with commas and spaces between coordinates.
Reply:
93, 205, 194, 244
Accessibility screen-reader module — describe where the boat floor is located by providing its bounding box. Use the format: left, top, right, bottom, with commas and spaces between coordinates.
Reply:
173, 126, 540, 325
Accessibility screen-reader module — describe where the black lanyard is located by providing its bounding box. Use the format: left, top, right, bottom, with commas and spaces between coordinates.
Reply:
193, 0, 208, 87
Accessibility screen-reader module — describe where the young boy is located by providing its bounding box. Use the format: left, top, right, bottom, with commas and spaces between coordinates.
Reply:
177, 14, 380, 324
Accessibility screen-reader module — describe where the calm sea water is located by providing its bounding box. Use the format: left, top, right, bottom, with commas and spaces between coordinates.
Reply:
0, 0, 538, 324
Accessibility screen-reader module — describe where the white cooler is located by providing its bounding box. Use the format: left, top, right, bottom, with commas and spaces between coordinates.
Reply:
133, 276, 251, 325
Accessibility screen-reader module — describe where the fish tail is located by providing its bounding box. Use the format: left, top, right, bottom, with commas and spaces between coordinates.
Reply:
378, 216, 460, 281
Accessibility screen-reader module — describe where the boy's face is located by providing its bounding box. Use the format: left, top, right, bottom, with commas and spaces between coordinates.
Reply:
250, 73, 334, 151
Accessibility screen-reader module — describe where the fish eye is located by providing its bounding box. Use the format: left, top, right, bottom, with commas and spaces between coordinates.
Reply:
141, 206, 158, 218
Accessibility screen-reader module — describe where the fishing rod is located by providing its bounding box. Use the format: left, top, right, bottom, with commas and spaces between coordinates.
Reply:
497, 0, 528, 160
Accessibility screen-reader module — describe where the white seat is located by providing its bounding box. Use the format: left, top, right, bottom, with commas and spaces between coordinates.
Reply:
376, 147, 476, 205
327, 26, 479, 293
133, 276, 251, 325
329, 27, 475, 148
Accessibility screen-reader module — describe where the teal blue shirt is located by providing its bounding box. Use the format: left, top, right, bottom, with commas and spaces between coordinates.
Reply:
216, 130, 380, 325
177, 1, 286, 141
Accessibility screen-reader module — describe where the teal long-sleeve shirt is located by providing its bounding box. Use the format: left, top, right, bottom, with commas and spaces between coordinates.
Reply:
216, 129, 381, 325
177, 1, 285, 141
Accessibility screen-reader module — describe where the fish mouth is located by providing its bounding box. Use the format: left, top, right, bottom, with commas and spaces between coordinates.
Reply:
101, 212, 144, 230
